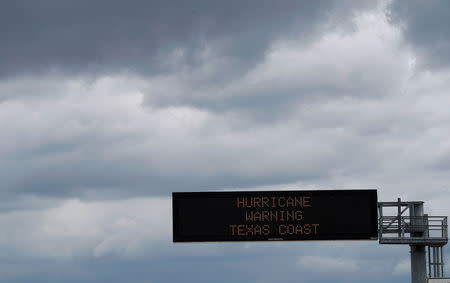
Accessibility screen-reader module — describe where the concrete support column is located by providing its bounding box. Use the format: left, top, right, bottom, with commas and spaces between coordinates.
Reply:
411, 245, 427, 283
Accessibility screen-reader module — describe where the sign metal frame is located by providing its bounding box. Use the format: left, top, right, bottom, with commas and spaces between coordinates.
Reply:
173, 189, 378, 243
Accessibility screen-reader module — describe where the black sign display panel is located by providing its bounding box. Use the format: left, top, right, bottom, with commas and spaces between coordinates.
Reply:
173, 189, 378, 242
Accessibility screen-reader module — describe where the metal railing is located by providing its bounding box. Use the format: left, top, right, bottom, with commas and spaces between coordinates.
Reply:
379, 216, 448, 244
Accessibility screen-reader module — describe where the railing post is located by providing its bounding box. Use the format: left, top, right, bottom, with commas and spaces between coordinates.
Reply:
398, 198, 402, 238
428, 246, 431, 278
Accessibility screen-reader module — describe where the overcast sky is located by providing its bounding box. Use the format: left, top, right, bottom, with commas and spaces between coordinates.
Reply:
1, 0, 450, 282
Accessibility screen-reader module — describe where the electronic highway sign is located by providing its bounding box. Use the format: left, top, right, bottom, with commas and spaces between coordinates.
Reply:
172, 189, 378, 242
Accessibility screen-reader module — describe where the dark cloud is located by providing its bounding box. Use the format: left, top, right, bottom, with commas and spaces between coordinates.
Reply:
0, 0, 375, 78
388, 0, 450, 69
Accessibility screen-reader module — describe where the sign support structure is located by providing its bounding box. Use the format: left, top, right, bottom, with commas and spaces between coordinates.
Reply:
378, 198, 448, 283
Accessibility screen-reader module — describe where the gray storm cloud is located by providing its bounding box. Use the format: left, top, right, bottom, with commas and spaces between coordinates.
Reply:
389, 0, 450, 69
0, 0, 375, 77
